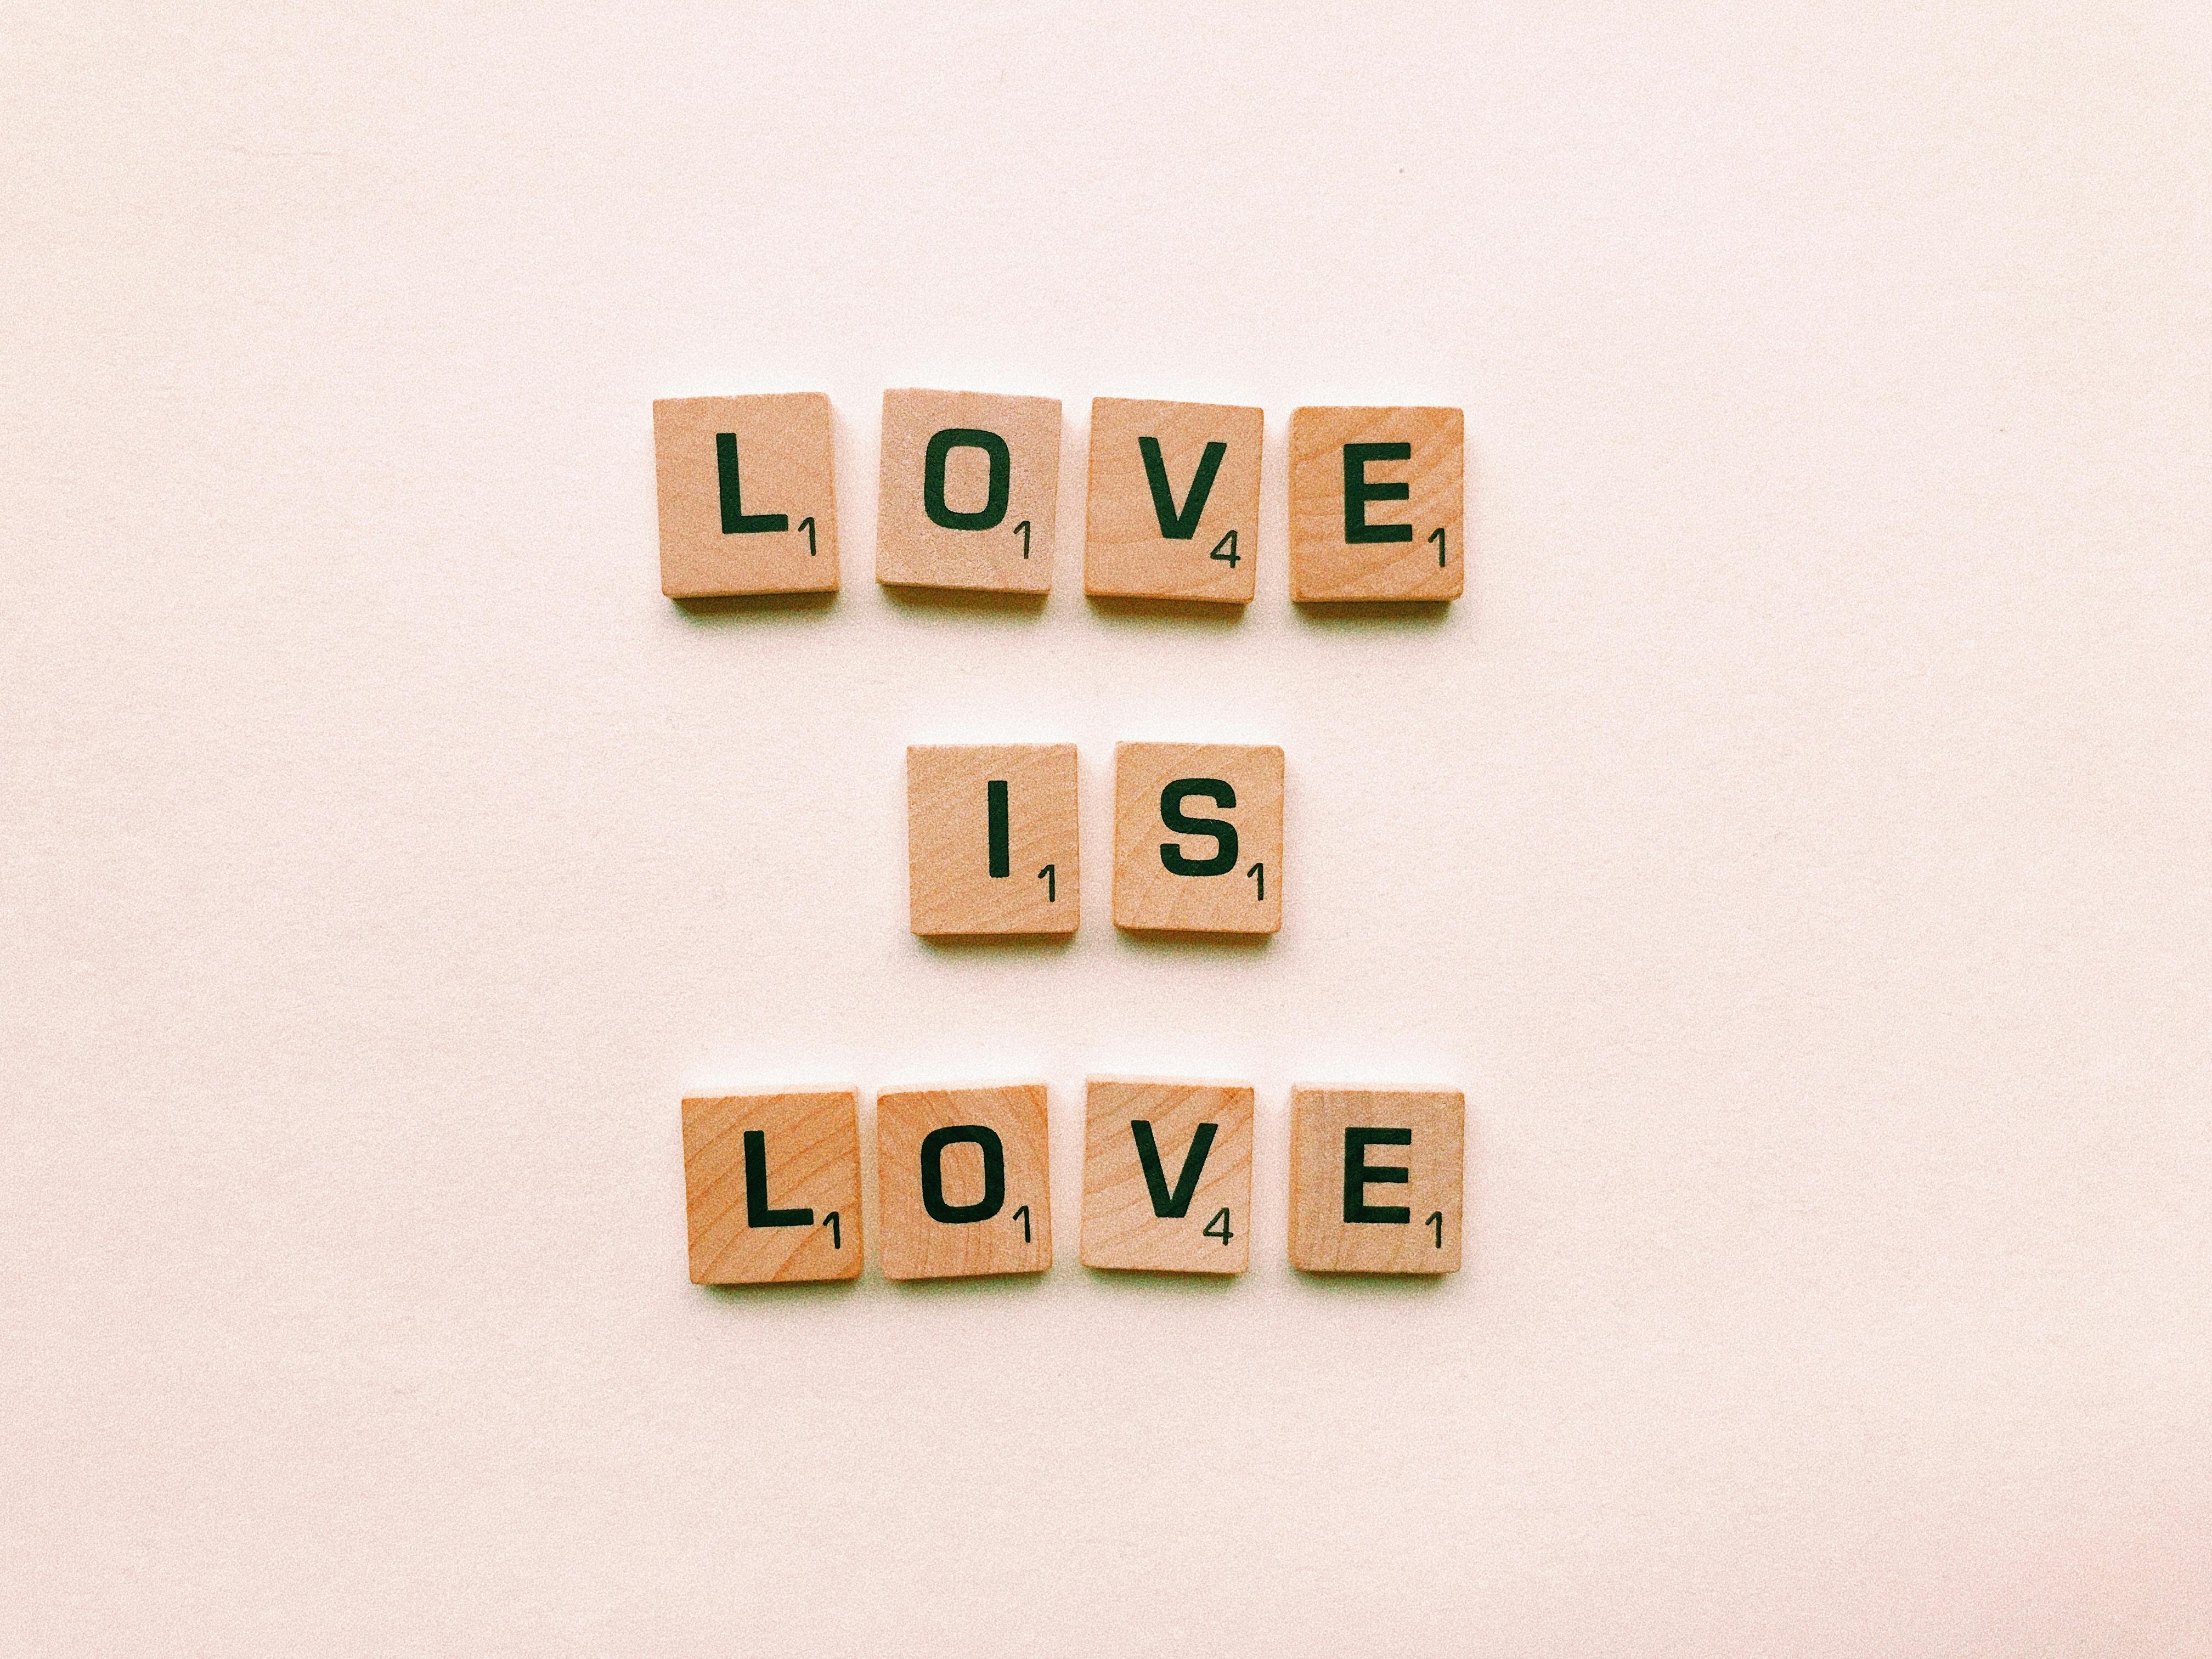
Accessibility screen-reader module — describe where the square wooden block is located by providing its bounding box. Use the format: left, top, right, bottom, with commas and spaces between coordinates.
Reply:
1288, 406, 1464, 602
1080, 1078, 1253, 1274
877, 1083, 1053, 1280
1288, 1086, 1464, 1274
1084, 397, 1262, 603
907, 744, 1079, 936
877, 389, 1061, 593
653, 393, 839, 597
1111, 742, 1283, 934
681, 1090, 864, 1284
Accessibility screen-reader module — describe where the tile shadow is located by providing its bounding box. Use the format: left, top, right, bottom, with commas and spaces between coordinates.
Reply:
1113, 927, 1274, 956
883, 1270, 1055, 1301
672, 590, 838, 619
879, 583, 1049, 618
1081, 1265, 1242, 1297
698, 1276, 864, 1306
1291, 599, 1454, 630
1086, 594, 1248, 629
918, 932, 1078, 957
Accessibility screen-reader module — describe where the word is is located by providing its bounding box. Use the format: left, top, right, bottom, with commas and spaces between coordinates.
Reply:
907, 740, 1284, 938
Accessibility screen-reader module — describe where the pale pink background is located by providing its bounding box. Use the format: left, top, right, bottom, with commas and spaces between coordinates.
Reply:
5, 4, 2209, 1654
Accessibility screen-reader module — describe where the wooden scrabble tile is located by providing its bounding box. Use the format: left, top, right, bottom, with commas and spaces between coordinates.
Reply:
1080, 1078, 1253, 1274
907, 744, 1079, 936
1288, 406, 1464, 602
877, 1083, 1053, 1279
681, 1090, 863, 1283
653, 393, 839, 597
1084, 397, 1262, 603
1288, 1087, 1464, 1274
877, 389, 1061, 593
1111, 742, 1283, 934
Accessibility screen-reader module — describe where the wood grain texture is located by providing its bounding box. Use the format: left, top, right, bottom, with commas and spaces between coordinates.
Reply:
1288, 405, 1464, 602
1083, 397, 1261, 602
906, 744, 1079, 936
1111, 741, 1283, 934
876, 388, 1060, 592
1287, 1086, 1464, 1274
681, 1090, 863, 1283
877, 1083, 1053, 1280
653, 393, 839, 597
1079, 1077, 1252, 1274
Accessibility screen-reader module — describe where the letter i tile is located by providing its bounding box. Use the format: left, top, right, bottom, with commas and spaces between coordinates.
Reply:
907, 744, 1079, 936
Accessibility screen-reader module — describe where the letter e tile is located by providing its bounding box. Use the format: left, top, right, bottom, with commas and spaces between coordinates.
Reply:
1288, 1086, 1464, 1273
1288, 406, 1463, 602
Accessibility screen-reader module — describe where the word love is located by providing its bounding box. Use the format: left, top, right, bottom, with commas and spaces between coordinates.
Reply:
910, 740, 1283, 937
652, 390, 1465, 605
681, 1081, 1465, 1284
